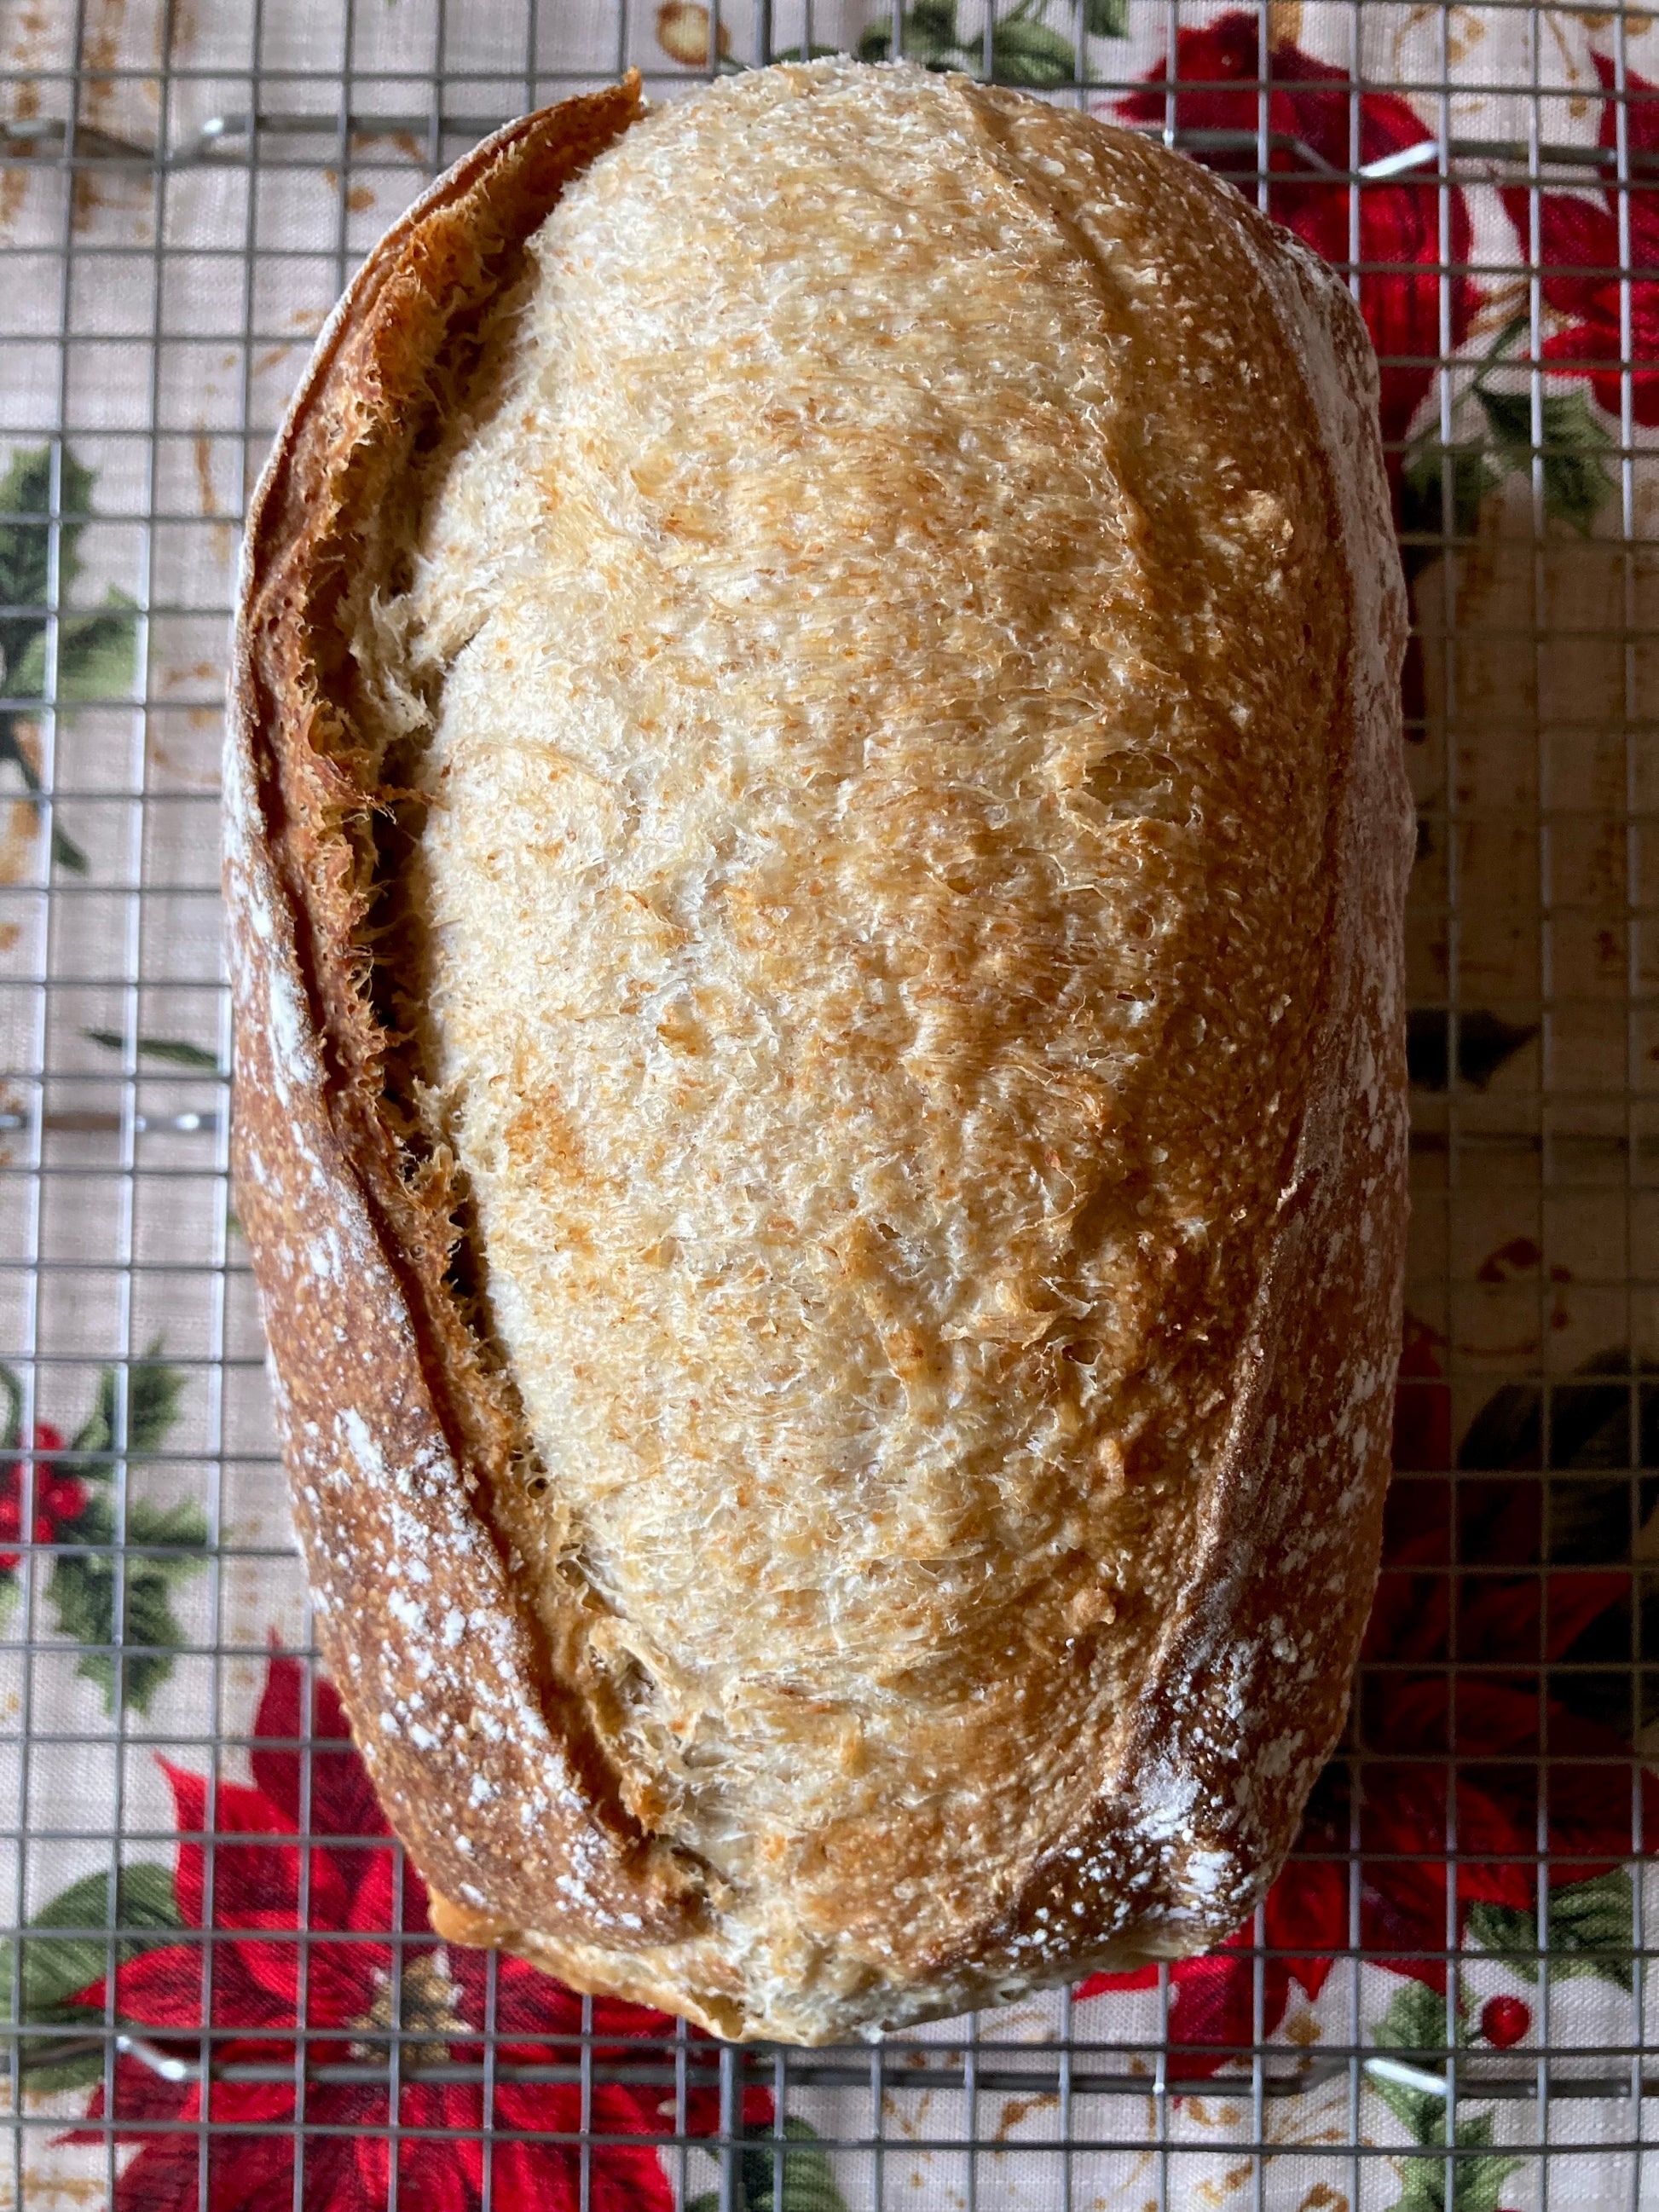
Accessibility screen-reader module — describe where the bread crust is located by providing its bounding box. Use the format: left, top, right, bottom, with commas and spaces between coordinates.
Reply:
226, 76, 709, 1970
227, 66, 1412, 2044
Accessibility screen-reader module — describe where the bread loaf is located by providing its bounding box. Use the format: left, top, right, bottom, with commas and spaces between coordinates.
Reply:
227, 58, 1412, 2046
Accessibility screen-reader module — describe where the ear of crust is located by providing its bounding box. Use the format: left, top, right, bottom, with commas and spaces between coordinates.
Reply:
226, 82, 708, 1955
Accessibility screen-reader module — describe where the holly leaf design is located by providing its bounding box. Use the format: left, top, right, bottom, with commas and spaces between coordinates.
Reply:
1447, 2119, 1525, 2212
1397, 436, 1499, 569
1380, 2130, 1488, 2212
1400, 328, 1617, 569
40, 1349, 205, 1716
1384, 2111, 1522, 2212
741, 2121, 849, 2212
1467, 1868, 1635, 1991
0, 1861, 178, 2090
0, 1360, 21, 1455
0, 442, 125, 879
991, 15, 1075, 84
1371, 1988, 1520, 2211
49, 1495, 210, 1717
9, 592, 138, 707
1084, 0, 1129, 35
858, 2, 1075, 83
688, 2119, 851, 2212
68, 1346, 186, 1467
1474, 385, 1616, 536
82, 1028, 221, 1071
858, 1, 960, 67
1370, 1981, 1448, 2139
1387, 2160, 1450, 2212
0, 446, 95, 671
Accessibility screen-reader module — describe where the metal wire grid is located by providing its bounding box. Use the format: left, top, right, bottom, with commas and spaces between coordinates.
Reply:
0, 0, 1651, 2205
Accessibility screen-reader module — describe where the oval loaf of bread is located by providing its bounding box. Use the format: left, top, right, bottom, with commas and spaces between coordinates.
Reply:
227, 59, 1413, 2046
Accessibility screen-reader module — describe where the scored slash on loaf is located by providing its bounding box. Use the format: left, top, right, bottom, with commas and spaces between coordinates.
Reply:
226, 59, 1413, 2045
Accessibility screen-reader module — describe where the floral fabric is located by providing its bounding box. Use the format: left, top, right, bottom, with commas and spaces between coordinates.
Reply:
0, 1, 1654, 2207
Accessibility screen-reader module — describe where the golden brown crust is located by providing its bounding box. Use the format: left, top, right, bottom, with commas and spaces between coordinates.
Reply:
227, 78, 707, 1957
226, 66, 1411, 2043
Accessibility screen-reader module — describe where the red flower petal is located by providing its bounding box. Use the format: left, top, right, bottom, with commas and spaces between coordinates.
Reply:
248, 1653, 306, 1827
69, 1658, 768, 2212
1547, 1570, 1626, 1661
1120, 14, 1477, 464
367, 2108, 483, 2212
291, 2131, 379, 2212
490, 2138, 583, 2212
1180, 1945, 1290, 2072
252, 1649, 388, 1849
477, 2128, 676, 2212
1538, 320, 1659, 426
110, 2136, 205, 2212
351, 2128, 392, 2209
163, 1763, 294, 1928
479, 1949, 583, 2038
408, 2151, 477, 2212
592, 2142, 680, 2212
67, 2049, 191, 2137
1502, 182, 1619, 304
163, 1757, 361, 1978
344, 1840, 430, 1939
1075, 1960, 1160, 2001
1265, 1855, 1350, 2000
1497, 68, 1659, 428
80, 1943, 212, 2031
590, 1990, 684, 2051
200, 2121, 303, 2212
197, 2075, 300, 2141
1595, 52, 1659, 168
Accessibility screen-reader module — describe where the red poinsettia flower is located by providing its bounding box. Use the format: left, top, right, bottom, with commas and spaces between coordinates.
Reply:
67, 1657, 762, 2212
1500, 56, 1659, 424
0, 1420, 78, 1573
1080, 1319, 1656, 2071
1120, 14, 1479, 477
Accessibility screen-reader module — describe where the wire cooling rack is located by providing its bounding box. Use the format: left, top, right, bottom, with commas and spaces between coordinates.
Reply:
0, 1, 1655, 2206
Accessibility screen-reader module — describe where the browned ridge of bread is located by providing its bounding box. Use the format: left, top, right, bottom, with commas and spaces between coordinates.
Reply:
225, 60, 1413, 2046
